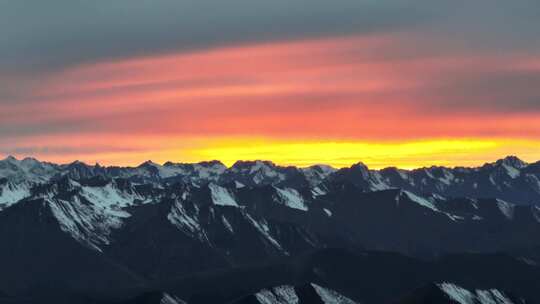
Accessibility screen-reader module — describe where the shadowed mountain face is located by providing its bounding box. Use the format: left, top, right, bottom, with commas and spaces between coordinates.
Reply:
0, 156, 539, 303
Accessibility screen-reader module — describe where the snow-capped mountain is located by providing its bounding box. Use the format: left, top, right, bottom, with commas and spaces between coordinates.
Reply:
231, 283, 359, 304
1, 155, 540, 303
437, 282, 522, 304
0, 156, 59, 183
329, 156, 540, 205
2, 155, 539, 206
394, 282, 527, 304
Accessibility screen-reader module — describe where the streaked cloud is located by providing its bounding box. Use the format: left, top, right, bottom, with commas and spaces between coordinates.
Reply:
0, 0, 426, 74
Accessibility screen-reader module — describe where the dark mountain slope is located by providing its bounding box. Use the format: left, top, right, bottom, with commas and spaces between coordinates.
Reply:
0, 199, 145, 297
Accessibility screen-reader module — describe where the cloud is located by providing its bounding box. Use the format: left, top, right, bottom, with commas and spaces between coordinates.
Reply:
1, 0, 539, 104
1, 0, 539, 75
0, 0, 428, 73
0, 145, 142, 157
1, 35, 539, 142
423, 69, 540, 113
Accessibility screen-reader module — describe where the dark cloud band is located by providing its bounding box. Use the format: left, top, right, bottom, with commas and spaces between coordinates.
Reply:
0, 0, 427, 73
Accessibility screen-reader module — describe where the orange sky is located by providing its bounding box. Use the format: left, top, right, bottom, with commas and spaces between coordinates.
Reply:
2, 34, 540, 168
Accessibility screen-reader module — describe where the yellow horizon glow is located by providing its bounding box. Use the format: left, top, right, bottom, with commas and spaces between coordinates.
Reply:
12, 137, 539, 170
185, 137, 539, 169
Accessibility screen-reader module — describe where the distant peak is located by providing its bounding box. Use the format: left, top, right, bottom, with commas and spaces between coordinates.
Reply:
380, 166, 404, 172
350, 162, 369, 171
3, 155, 18, 162
197, 160, 226, 167
139, 160, 158, 167
21, 157, 39, 163
231, 160, 275, 168
496, 156, 527, 168
69, 160, 88, 166
306, 164, 336, 172
163, 160, 225, 168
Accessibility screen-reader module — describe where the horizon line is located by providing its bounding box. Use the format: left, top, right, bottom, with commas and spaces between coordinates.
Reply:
1, 154, 533, 172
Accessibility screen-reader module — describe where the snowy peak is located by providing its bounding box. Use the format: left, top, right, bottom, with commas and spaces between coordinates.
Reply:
0, 155, 58, 183
63, 160, 107, 180
420, 166, 456, 185
231, 160, 277, 172
482, 156, 527, 179
135, 160, 162, 177
140, 160, 158, 167
397, 282, 526, 304
1, 155, 540, 207
164, 160, 226, 171
302, 164, 336, 186
437, 282, 520, 304
230, 160, 279, 175
36, 176, 149, 208
330, 164, 368, 185
2, 155, 17, 162
235, 283, 358, 304
137, 160, 227, 181
228, 160, 287, 186
31, 177, 148, 251
497, 156, 528, 169
351, 161, 369, 170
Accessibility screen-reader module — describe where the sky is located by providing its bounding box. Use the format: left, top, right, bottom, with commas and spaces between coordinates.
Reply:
1, 0, 539, 169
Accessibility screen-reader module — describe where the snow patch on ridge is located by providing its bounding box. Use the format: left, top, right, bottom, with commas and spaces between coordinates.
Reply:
401, 190, 466, 221
168, 201, 202, 237
496, 199, 515, 220
311, 186, 327, 197
255, 285, 299, 304
156, 165, 187, 179
160, 293, 186, 304
209, 183, 238, 207
274, 187, 308, 211
532, 206, 540, 224
193, 162, 227, 180
80, 183, 142, 208
402, 190, 439, 212
0, 182, 30, 209
48, 196, 130, 251
245, 214, 286, 254
252, 284, 358, 304
438, 282, 516, 304
311, 283, 358, 304
502, 163, 520, 179
323, 208, 332, 217
222, 215, 234, 234
438, 283, 475, 304
302, 165, 336, 186
235, 181, 246, 189
438, 170, 455, 186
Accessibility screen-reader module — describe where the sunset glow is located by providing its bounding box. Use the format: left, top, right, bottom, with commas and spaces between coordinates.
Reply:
7, 135, 540, 170
184, 138, 540, 169
1, 33, 539, 168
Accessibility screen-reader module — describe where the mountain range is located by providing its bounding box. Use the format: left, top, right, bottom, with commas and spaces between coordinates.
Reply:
1, 155, 539, 304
